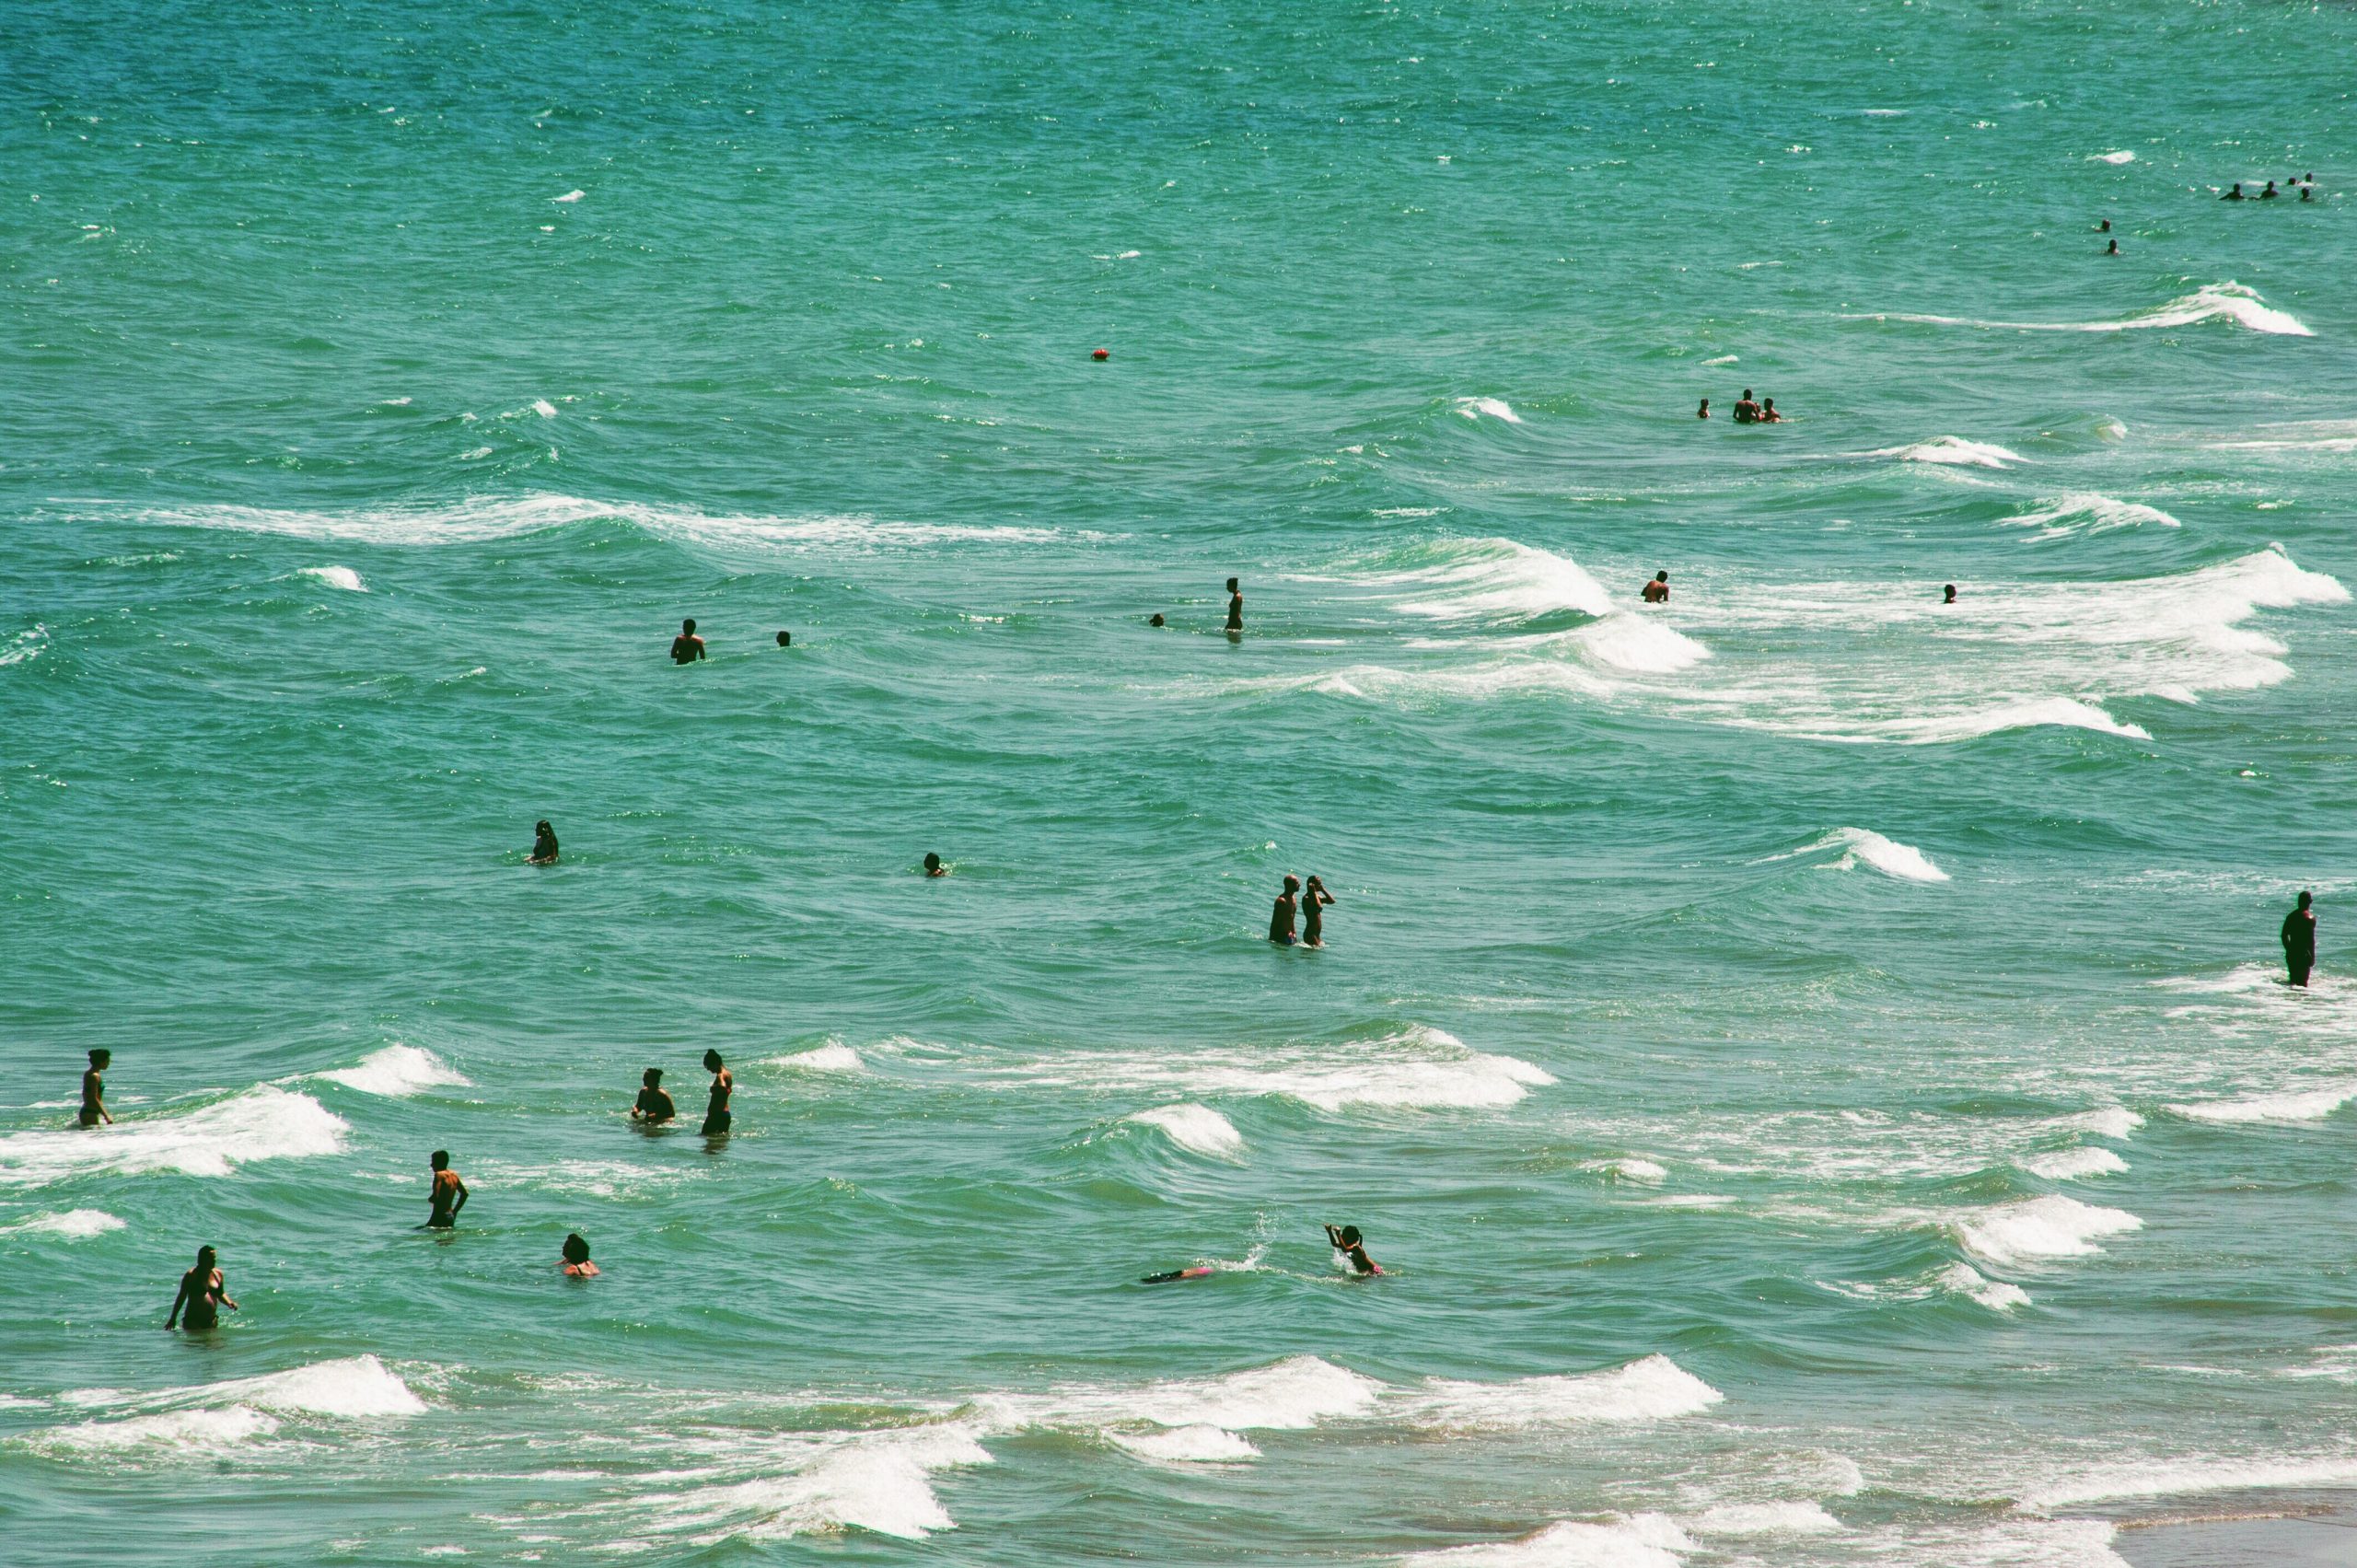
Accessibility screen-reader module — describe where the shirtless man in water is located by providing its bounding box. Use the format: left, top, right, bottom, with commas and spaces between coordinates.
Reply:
701, 1050, 733, 1135
426, 1149, 470, 1230
1225, 577, 1244, 636
166, 1246, 238, 1330
1731, 389, 1761, 424
1269, 875, 1301, 946
79, 1049, 112, 1128
670, 618, 707, 664
1642, 572, 1669, 604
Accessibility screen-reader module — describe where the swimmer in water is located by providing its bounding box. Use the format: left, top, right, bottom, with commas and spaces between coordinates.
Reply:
2282, 890, 2317, 988
923, 852, 946, 877
1732, 389, 1760, 424
1944, 584, 1957, 604
166, 1245, 238, 1330
776, 630, 792, 647
1148, 612, 1166, 627
631, 1067, 676, 1124
1759, 397, 1782, 423
425, 1149, 469, 1230
561, 1233, 599, 1277
2098, 218, 2111, 232
2223, 182, 2245, 201
2302, 184, 2314, 202
1642, 571, 1669, 604
1269, 875, 1300, 947
1141, 1265, 1216, 1284
1696, 398, 1710, 419
670, 618, 706, 664
701, 1050, 733, 1136
1225, 576, 1243, 636
78, 1049, 112, 1128
2261, 180, 2280, 200
1302, 875, 1334, 947
1325, 1224, 1383, 1276
2106, 238, 2119, 255
528, 819, 559, 865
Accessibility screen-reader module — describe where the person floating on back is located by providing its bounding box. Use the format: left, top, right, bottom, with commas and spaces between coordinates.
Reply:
1732, 389, 1760, 424
1302, 876, 1335, 947
1696, 398, 1711, 420
632, 1067, 676, 1124
79, 1049, 112, 1128
528, 819, 559, 865
702, 1050, 733, 1135
923, 853, 946, 877
426, 1149, 469, 1230
2282, 890, 2317, 988
1269, 875, 1300, 947
561, 1233, 599, 1277
2223, 182, 2245, 201
670, 618, 706, 664
1759, 397, 1782, 423
1944, 584, 1957, 605
1141, 1263, 1216, 1284
1225, 577, 1244, 637
1325, 1224, 1383, 1276
1642, 572, 1669, 604
167, 1245, 238, 1330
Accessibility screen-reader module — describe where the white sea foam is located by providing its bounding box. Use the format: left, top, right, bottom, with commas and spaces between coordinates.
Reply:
35, 1405, 284, 1454
1404, 1514, 1692, 1567
2, 1208, 125, 1237
1878, 697, 2150, 744
2165, 1083, 2357, 1123
315, 1044, 470, 1098
2092, 149, 2135, 163
2017, 1146, 2127, 1179
1106, 1423, 1260, 1462
0, 626, 50, 668
1011, 1028, 1553, 1112
297, 564, 366, 592
985, 1353, 1382, 1434
770, 1042, 866, 1074
1686, 1502, 1843, 1537
0, 1085, 347, 1187
202, 1355, 428, 1418
2055, 1106, 2143, 1140
1876, 281, 2312, 337
2004, 493, 2182, 540
1582, 1156, 1667, 1184
36, 1356, 424, 1455
1400, 1355, 1723, 1428
1373, 538, 1710, 674
532, 399, 557, 418
2022, 1456, 2357, 1512
644, 1426, 993, 1541
1952, 1195, 2141, 1268
1766, 827, 1948, 882
1122, 1103, 1244, 1157
1879, 436, 2026, 469
552, 189, 584, 203
1933, 1262, 2032, 1311
1454, 396, 1523, 424
1702, 353, 1737, 365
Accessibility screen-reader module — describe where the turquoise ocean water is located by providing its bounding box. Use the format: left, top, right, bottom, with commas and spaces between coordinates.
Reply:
6, 3, 2356, 1562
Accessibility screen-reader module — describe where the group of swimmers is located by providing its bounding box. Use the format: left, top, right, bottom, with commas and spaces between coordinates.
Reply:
1268, 874, 1336, 947
2222, 174, 2319, 203
668, 618, 793, 664
628, 1050, 735, 1135
1697, 390, 1782, 424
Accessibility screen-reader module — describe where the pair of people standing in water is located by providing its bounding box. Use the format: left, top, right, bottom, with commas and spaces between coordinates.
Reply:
1269, 874, 1335, 947
630, 1051, 732, 1134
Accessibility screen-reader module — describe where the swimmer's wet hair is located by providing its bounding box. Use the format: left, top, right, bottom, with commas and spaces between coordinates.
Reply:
563, 1233, 590, 1264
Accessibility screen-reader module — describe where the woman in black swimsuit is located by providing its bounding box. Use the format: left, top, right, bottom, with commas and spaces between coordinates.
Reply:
166, 1245, 238, 1330
701, 1050, 732, 1135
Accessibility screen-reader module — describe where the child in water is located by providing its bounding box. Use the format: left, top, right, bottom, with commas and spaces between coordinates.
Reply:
631, 1067, 676, 1123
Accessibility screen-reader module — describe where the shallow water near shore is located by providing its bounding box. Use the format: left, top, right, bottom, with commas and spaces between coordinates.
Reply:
6, 2, 2357, 1563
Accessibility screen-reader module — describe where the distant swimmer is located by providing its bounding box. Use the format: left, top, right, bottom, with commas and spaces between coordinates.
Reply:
701, 1050, 733, 1135
528, 819, 559, 865
2098, 219, 2111, 232
1141, 1265, 1215, 1284
775, 630, 792, 647
561, 1233, 599, 1278
78, 1049, 112, 1128
1325, 1224, 1383, 1276
2106, 238, 2119, 255
1944, 584, 1957, 604
631, 1067, 676, 1124
1642, 572, 1669, 604
1269, 875, 1300, 946
923, 852, 947, 877
1696, 398, 1711, 420
166, 1245, 238, 1330
1732, 389, 1760, 424
2261, 180, 2280, 200
425, 1149, 469, 1230
2223, 182, 2245, 201
1759, 398, 1783, 423
1148, 612, 1166, 627
670, 618, 706, 664
1225, 577, 1244, 636
2282, 890, 2317, 988
2302, 185, 2315, 202
1302, 875, 1335, 947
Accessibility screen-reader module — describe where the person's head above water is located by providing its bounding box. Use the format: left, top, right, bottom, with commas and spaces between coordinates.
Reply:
1654, 571, 1668, 584
89, 1048, 110, 1069
2106, 238, 2119, 253
1148, 612, 1165, 626
775, 631, 791, 646
535, 819, 552, 835
642, 1067, 664, 1087
680, 617, 696, 634
1742, 389, 1753, 400
431, 1149, 449, 1171
1697, 398, 1710, 414
703, 1050, 725, 1073
562, 1233, 590, 1266
1944, 585, 1957, 603
923, 853, 944, 875
2098, 218, 2111, 231
1335, 1225, 1364, 1248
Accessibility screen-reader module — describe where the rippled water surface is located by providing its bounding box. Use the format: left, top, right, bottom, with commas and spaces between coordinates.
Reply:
6, 2, 2357, 1563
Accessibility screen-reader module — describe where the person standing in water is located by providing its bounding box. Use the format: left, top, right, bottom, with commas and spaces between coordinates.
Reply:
166, 1245, 238, 1330
1759, 397, 1782, 423
631, 1068, 676, 1124
1225, 577, 1244, 636
1696, 398, 1711, 420
78, 1049, 112, 1128
1301, 876, 1335, 947
425, 1150, 470, 1230
701, 1050, 733, 1135
2282, 891, 2317, 988
1269, 875, 1300, 946
1642, 572, 1669, 604
2223, 182, 2246, 200
670, 618, 706, 664
560, 1233, 599, 1277
528, 820, 559, 865
1944, 584, 1958, 604
1324, 1225, 1383, 1276
1732, 389, 1760, 424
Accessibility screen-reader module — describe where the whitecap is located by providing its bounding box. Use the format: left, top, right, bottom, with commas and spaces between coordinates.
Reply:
1400, 1355, 1723, 1428
1878, 436, 2026, 469
2, 1208, 125, 1238
2165, 1083, 2357, 1124
1581, 1156, 1667, 1184
1121, 1103, 1244, 1157
2017, 1146, 2127, 1179
1701, 354, 1738, 365
1933, 1262, 2032, 1311
1008, 1027, 1553, 1112
297, 564, 366, 592
35, 1355, 424, 1455
1106, 1423, 1259, 1462
1404, 1514, 1692, 1567
2004, 493, 2182, 539
552, 189, 584, 203
2023, 1456, 2357, 1513
315, 1044, 470, 1098
2091, 149, 2135, 164
1950, 1194, 2141, 1268
980, 1353, 1382, 1435
0, 1085, 347, 1187
1764, 827, 1948, 882
1873, 281, 2312, 337
640, 1425, 992, 1541
1686, 1502, 1843, 1537
769, 1042, 866, 1074
1454, 396, 1523, 424
532, 399, 557, 418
